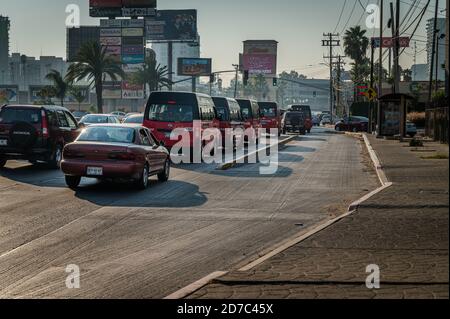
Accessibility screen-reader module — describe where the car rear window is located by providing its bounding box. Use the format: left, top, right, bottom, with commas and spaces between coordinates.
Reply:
146, 104, 196, 122
81, 115, 108, 124
124, 115, 144, 124
0, 108, 41, 124
78, 126, 135, 144
259, 103, 277, 118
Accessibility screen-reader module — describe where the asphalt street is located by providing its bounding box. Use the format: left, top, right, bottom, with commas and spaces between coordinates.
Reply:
0, 128, 378, 298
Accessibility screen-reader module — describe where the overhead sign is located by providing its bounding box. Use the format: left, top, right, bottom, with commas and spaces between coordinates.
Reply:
145, 10, 198, 41
0, 86, 18, 103
243, 40, 278, 76
372, 37, 410, 48
177, 58, 212, 76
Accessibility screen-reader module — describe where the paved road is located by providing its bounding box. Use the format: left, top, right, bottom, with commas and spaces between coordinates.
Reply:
0, 128, 377, 298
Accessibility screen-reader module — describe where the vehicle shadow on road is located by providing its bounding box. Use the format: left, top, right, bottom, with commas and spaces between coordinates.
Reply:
0, 162, 64, 187
73, 179, 208, 208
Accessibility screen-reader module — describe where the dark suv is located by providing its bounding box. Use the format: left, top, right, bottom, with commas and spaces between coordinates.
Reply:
0, 104, 81, 169
281, 111, 306, 135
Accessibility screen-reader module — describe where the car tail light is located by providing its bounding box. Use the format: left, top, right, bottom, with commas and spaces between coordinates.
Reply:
41, 110, 49, 138
108, 152, 136, 161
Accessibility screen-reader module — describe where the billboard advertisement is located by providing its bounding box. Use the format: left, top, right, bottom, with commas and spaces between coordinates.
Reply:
122, 82, 144, 99
122, 45, 144, 55
105, 46, 122, 62
121, 19, 145, 28
123, 63, 144, 73
100, 19, 122, 28
90, 0, 157, 17
145, 10, 197, 41
177, 58, 212, 76
0, 86, 19, 103
122, 54, 144, 64
122, 37, 144, 45
103, 81, 122, 99
372, 37, 410, 48
100, 28, 122, 37
243, 40, 278, 76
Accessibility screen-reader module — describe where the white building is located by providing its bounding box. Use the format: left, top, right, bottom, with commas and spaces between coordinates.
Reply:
411, 64, 428, 81
151, 38, 200, 90
426, 18, 446, 81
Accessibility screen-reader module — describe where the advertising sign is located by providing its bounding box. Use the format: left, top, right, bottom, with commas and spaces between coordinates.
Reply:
122, 8, 156, 17
103, 81, 122, 99
122, 37, 144, 45
100, 28, 122, 37
145, 10, 197, 41
0, 86, 19, 103
122, 54, 144, 64
90, 7, 123, 18
100, 36, 122, 46
122, 45, 144, 55
90, 0, 157, 17
177, 58, 212, 76
371, 37, 410, 48
243, 40, 278, 76
122, 28, 144, 37
100, 19, 122, 28
122, 82, 144, 99
122, 0, 156, 7
123, 63, 144, 73
105, 46, 122, 62
90, 0, 122, 7
121, 19, 145, 28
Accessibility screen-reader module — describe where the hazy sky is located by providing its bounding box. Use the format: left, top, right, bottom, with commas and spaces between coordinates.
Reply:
1, 0, 446, 82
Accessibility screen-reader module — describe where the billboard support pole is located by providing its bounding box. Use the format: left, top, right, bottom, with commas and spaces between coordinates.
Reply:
168, 41, 173, 91
192, 77, 196, 93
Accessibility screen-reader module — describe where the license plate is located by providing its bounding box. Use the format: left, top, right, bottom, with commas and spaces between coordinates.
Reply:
0, 139, 7, 146
87, 167, 103, 176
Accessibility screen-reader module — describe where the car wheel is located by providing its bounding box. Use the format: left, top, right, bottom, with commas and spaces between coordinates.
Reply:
300, 129, 306, 135
0, 158, 6, 169
307, 129, 311, 134
158, 159, 170, 182
48, 145, 63, 169
136, 164, 150, 190
65, 176, 81, 189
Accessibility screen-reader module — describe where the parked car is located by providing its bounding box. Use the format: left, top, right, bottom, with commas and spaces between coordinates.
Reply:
236, 98, 262, 143
212, 97, 245, 147
320, 114, 332, 125
289, 105, 313, 133
281, 111, 306, 135
143, 91, 217, 149
72, 111, 90, 122
406, 121, 417, 138
79, 114, 120, 127
123, 114, 144, 124
312, 115, 321, 126
0, 104, 81, 169
335, 116, 369, 132
61, 124, 170, 190
258, 101, 282, 136
110, 111, 126, 122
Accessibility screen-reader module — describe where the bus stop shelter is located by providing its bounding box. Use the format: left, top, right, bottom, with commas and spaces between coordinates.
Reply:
377, 93, 414, 137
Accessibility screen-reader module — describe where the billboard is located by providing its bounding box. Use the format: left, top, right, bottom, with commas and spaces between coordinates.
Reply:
100, 19, 122, 28
122, 28, 144, 37
122, 37, 144, 45
105, 46, 122, 62
122, 45, 144, 55
243, 40, 278, 76
145, 10, 197, 41
90, 0, 157, 17
177, 58, 212, 76
371, 37, 410, 48
123, 63, 144, 73
122, 54, 145, 64
122, 82, 144, 99
100, 36, 122, 46
100, 28, 122, 37
0, 86, 18, 103
103, 81, 122, 99
121, 19, 145, 28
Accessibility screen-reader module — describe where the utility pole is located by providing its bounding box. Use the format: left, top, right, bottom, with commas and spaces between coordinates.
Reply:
168, 41, 173, 91
413, 41, 417, 81
232, 64, 239, 98
369, 39, 375, 133
322, 33, 340, 123
389, 1, 400, 94
377, 0, 384, 135
428, 0, 440, 107
331, 55, 346, 117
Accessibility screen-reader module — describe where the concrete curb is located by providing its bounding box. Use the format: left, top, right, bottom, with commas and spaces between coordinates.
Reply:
216, 135, 297, 171
164, 131, 392, 299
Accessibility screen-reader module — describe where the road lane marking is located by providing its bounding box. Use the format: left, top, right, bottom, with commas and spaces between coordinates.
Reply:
164, 271, 228, 299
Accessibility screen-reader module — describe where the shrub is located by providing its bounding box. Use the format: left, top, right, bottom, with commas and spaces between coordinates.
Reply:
407, 112, 426, 128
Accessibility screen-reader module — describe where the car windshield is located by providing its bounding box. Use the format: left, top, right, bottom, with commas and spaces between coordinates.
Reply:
147, 104, 195, 123
0, 108, 41, 124
81, 115, 108, 124
260, 105, 277, 118
124, 115, 144, 124
78, 126, 135, 144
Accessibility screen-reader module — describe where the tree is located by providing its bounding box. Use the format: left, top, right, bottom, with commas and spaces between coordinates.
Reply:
402, 68, 412, 82
252, 74, 270, 101
35, 86, 56, 105
69, 86, 87, 111
130, 56, 173, 95
343, 26, 369, 84
66, 41, 125, 114
45, 69, 70, 107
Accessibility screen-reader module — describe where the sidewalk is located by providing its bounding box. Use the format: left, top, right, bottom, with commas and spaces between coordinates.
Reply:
188, 135, 449, 299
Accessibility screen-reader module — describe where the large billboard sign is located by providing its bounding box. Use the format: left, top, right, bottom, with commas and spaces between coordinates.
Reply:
90, 0, 156, 17
145, 10, 197, 41
103, 81, 122, 99
243, 40, 278, 76
372, 37, 410, 48
0, 86, 19, 103
177, 58, 212, 76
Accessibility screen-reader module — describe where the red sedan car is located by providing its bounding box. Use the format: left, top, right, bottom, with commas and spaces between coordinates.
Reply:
61, 124, 170, 190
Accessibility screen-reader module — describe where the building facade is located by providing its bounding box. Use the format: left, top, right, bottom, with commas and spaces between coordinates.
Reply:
67, 26, 100, 62
0, 16, 10, 85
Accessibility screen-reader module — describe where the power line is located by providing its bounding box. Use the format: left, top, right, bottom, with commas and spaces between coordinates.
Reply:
334, 0, 348, 33
340, 0, 359, 34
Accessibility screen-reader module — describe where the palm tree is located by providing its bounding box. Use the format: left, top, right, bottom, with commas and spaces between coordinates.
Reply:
45, 69, 70, 107
66, 41, 125, 114
253, 74, 270, 101
343, 26, 370, 84
69, 86, 87, 111
36, 86, 56, 105
130, 56, 173, 96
